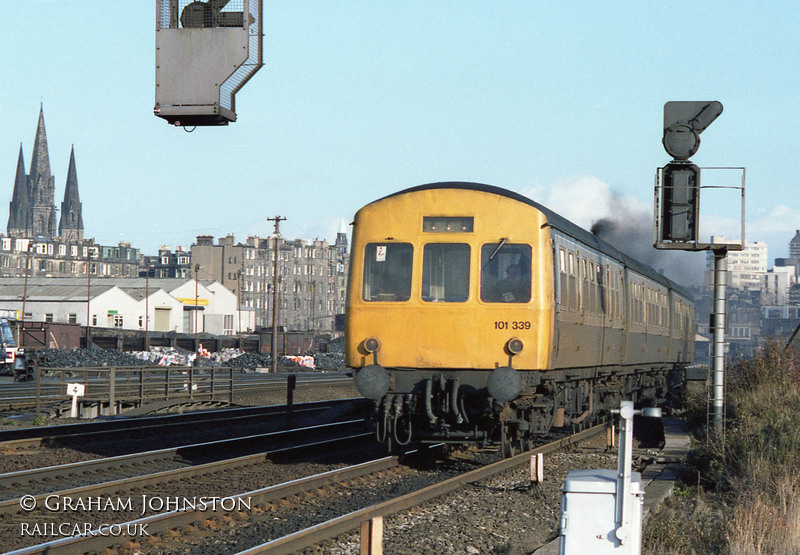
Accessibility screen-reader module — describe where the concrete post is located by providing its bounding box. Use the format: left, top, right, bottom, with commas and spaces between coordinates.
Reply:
712, 248, 728, 434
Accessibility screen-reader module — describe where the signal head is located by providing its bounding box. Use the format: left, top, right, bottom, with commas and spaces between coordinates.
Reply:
662, 101, 723, 160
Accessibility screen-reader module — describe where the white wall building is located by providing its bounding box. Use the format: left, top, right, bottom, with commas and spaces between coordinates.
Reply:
0, 277, 245, 335
706, 236, 769, 291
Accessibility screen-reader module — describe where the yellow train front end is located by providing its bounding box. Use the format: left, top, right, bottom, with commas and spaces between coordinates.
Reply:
346, 183, 555, 450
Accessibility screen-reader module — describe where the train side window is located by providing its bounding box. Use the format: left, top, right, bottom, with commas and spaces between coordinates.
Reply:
636, 283, 642, 324
362, 243, 413, 302
559, 249, 568, 307
641, 287, 645, 324
480, 243, 532, 303
620, 275, 625, 319
422, 243, 470, 302
581, 259, 588, 313
568, 253, 576, 311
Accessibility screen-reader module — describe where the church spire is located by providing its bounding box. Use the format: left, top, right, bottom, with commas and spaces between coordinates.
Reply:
26, 105, 57, 238
7, 144, 30, 236
29, 105, 52, 186
59, 145, 84, 241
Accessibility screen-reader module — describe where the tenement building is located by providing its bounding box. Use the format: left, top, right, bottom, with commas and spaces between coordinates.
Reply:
141, 246, 192, 279
2, 107, 140, 279
191, 222, 348, 333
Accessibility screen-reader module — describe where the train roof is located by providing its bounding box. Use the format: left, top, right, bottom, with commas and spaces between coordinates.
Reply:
377, 182, 693, 299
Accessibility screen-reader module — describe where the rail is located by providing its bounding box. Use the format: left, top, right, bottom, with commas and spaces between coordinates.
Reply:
6, 424, 605, 554
241, 424, 605, 553
0, 419, 372, 516
0, 398, 368, 449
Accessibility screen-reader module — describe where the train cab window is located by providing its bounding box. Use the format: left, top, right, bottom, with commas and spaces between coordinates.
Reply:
362, 243, 413, 302
480, 243, 532, 303
422, 243, 470, 302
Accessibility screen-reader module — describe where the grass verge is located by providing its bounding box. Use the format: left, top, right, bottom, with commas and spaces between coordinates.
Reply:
644, 342, 800, 554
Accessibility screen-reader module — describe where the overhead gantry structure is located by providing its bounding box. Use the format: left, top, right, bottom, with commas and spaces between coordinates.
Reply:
155, 0, 263, 127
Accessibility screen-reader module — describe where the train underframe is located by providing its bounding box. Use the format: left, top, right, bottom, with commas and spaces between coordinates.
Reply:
370, 364, 685, 457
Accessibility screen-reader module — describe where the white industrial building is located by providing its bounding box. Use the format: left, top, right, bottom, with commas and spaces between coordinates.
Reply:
706, 236, 769, 291
0, 277, 251, 335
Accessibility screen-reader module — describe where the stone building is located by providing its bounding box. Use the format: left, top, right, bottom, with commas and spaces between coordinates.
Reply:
141, 246, 192, 279
190, 223, 348, 333
0, 235, 141, 279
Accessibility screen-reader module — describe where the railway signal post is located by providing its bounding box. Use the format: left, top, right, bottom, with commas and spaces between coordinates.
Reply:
654, 101, 744, 435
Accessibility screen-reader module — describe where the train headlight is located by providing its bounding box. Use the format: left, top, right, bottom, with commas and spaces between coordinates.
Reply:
506, 338, 524, 355
363, 337, 381, 353
487, 366, 522, 403
354, 364, 390, 400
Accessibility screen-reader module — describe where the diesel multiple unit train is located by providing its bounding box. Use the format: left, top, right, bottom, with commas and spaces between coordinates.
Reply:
346, 182, 695, 455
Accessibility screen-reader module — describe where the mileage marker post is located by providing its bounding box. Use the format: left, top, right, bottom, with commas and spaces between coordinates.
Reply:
66, 382, 85, 418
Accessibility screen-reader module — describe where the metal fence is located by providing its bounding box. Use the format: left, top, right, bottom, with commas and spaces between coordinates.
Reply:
27, 365, 235, 416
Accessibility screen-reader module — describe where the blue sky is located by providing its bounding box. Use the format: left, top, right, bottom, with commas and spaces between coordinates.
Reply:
2, 2, 799, 276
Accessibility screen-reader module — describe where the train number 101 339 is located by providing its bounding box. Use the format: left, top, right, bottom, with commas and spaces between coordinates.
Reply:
494, 321, 531, 330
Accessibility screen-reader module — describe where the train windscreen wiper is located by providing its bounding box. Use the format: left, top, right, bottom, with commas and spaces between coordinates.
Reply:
483, 238, 508, 269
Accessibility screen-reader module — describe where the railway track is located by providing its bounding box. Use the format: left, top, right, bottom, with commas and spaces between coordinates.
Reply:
241, 425, 604, 554
0, 398, 369, 453
4, 424, 609, 554
0, 370, 353, 413
1, 417, 380, 553
0, 419, 371, 506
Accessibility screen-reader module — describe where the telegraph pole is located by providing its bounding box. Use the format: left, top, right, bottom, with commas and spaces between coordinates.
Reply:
268, 216, 286, 373
86, 249, 95, 348
21, 242, 32, 348
144, 263, 151, 349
